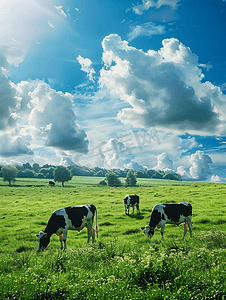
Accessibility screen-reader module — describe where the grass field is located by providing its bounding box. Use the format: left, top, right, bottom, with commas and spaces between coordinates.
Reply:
0, 177, 225, 299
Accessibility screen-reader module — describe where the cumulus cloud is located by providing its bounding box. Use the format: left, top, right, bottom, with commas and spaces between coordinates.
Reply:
128, 22, 166, 41
28, 83, 89, 153
152, 152, 174, 171
0, 133, 33, 157
99, 34, 226, 135
77, 55, 96, 82
0, 66, 18, 130
211, 174, 224, 182
59, 157, 76, 167
132, 0, 181, 15
176, 166, 191, 180
90, 138, 143, 170
189, 150, 212, 180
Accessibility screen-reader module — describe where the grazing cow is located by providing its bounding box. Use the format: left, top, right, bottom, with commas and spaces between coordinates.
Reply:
49, 181, 55, 186
141, 202, 192, 239
124, 194, 140, 215
36, 204, 98, 251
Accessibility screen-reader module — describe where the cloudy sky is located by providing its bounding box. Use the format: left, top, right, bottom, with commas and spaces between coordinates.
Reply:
1, 0, 226, 181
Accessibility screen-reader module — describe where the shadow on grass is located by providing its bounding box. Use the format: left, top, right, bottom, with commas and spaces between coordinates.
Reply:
127, 213, 144, 220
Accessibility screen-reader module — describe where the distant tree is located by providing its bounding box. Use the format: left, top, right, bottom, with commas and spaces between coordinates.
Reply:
163, 173, 182, 181
136, 170, 147, 178
151, 171, 163, 179
17, 169, 36, 178
94, 170, 105, 177
125, 170, 137, 187
147, 169, 156, 178
23, 163, 32, 170
33, 163, 40, 173
53, 166, 73, 187
2, 165, 18, 186
105, 172, 122, 187
36, 173, 45, 178
98, 180, 107, 186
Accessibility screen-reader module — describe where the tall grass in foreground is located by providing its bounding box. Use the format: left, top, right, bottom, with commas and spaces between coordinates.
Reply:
0, 230, 225, 300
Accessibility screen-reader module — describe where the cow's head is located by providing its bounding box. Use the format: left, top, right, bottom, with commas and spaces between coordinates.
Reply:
36, 231, 50, 251
124, 195, 130, 207
141, 225, 154, 239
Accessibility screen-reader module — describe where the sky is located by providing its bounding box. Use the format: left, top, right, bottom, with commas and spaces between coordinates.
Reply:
1, 0, 226, 182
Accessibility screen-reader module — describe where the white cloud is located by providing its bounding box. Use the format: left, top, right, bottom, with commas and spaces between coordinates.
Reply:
77, 55, 96, 82
176, 166, 191, 180
27, 83, 89, 153
0, 66, 18, 130
0, 133, 33, 157
0, 1, 59, 66
48, 21, 57, 28
132, 0, 181, 15
211, 174, 224, 182
54, 6, 68, 18
99, 34, 226, 135
152, 152, 173, 171
189, 150, 212, 180
128, 22, 166, 41
59, 157, 76, 167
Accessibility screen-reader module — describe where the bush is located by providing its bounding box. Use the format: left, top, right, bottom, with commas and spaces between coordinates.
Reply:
105, 172, 122, 187
125, 170, 137, 186
99, 180, 107, 186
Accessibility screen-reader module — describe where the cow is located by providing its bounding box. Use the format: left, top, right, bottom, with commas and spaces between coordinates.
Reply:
36, 204, 98, 251
49, 181, 55, 186
141, 202, 192, 240
124, 194, 140, 215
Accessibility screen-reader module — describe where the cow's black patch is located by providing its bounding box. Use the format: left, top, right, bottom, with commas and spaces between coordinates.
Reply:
149, 209, 162, 228
124, 194, 139, 206
45, 213, 67, 235
163, 203, 192, 223
65, 206, 89, 228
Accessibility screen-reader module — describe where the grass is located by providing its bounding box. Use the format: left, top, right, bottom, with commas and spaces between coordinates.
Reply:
0, 178, 226, 299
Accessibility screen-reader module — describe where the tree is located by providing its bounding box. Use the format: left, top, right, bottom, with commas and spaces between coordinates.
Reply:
125, 170, 137, 186
105, 172, 122, 187
33, 163, 40, 173
53, 166, 73, 187
2, 165, 18, 186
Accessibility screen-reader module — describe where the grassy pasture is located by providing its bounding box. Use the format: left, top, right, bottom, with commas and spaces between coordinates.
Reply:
0, 177, 225, 299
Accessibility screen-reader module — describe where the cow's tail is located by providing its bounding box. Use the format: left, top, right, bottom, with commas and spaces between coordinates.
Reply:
92, 207, 99, 240
184, 220, 188, 231
94, 208, 98, 238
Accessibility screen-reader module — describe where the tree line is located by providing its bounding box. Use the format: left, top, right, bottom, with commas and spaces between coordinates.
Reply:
0, 163, 182, 186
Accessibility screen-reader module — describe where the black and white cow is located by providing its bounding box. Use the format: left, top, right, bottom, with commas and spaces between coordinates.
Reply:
49, 181, 55, 186
36, 204, 98, 251
124, 194, 140, 215
141, 202, 192, 239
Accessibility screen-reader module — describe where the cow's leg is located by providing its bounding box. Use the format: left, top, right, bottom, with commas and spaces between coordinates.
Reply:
132, 205, 135, 214
160, 223, 166, 239
183, 221, 188, 239
187, 217, 192, 238
59, 234, 64, 250
125, 205, 127, 214
87, 221, 93, 243
61, 231, 68, 250
136, 204, 140, 214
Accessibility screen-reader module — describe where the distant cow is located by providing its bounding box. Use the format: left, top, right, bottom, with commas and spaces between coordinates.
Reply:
36, 204, 98, 251
124, 194, 140, 215
49, 181, 55, 186
141, 202, 192, 239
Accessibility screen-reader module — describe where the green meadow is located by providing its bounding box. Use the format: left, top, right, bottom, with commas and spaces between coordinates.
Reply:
0, 177, 225, 299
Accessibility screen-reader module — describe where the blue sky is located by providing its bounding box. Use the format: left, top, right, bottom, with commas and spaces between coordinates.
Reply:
1, 0, 226, 181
